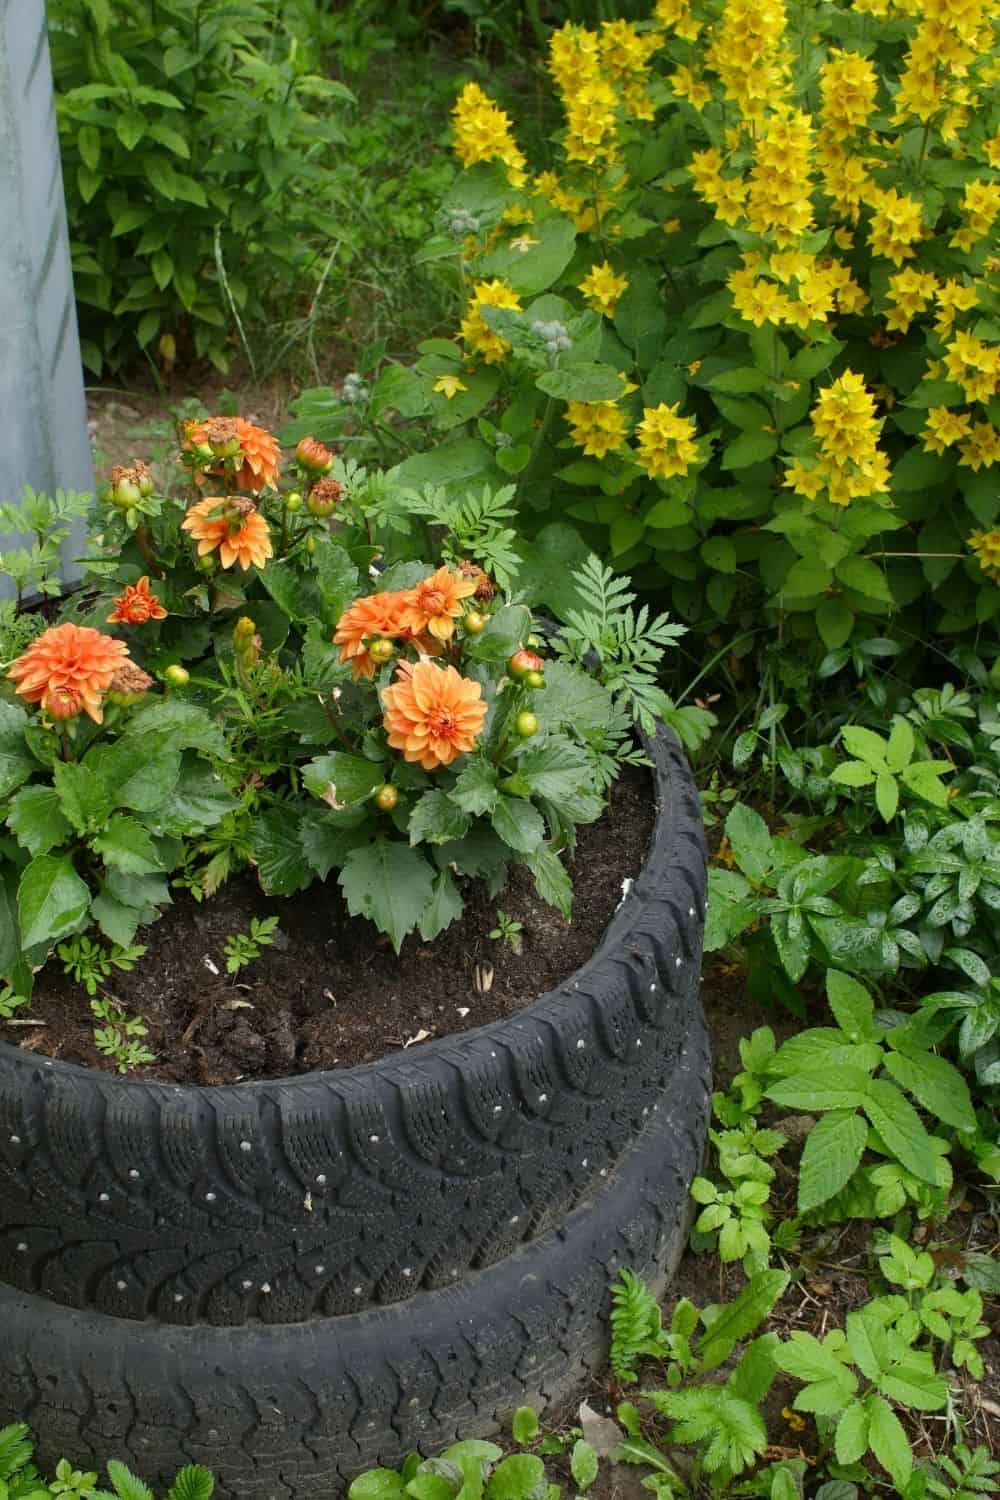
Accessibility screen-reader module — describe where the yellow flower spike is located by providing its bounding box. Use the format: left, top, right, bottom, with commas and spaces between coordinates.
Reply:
578, 261, 629, 317
636, 403, 699, 480
458, 280, 522, 365
969, 529, 1000, 583
433, 375, 468, 401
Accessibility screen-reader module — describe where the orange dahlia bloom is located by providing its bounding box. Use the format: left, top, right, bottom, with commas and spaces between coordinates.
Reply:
333, 590, 409, 680
8, 622, 130, 724
185, 415, 282, 493
398, 566, 478, 644
181, 496, 273, 571
382, 660, 487, 770
107, 575, 168, 625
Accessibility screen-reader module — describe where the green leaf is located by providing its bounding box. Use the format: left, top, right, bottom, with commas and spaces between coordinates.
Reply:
529, 845, 573, 919
17, 855, 90, 951
817, 598, 854, 650
89, 739, 181, 813
721, 430, 778, 469
798, 1111, 868, 1213
52, 761, 114, 835
882, 1050, 976, 1133
865, 1394, 911, 1487
724, 803, 773, 883
348, 1470, 405, 1500
862, 1078, 939, 1184
841, 725, 889, 768
250, 807, 313, 896
836, 556, 893, 604
0, 866, 29, 996
511, 1408, 539, 1446
339, 841, 436, 952
710, 366, 768, 394
487, 1454, 547, 1500
570, 1442, 598, 1492
492, 796, 545, 853
465, 604, 531, 663
450, 759, 499, 816
830, 761, 876, 788
303, 753, 386, 807
409, 790, 471, 846
479, 216, 577, 296
826, 970, 876, 1041
697, 1270, 790, 1371
766, 1067, 872, 1111
535, 363, 626, 402
419, 869, 464, 942
834, 1403, 869, 1466
7, 785, 72, 856
506, 737, 593, 803
0, 701, 35, 799
258, 560, 322, 622
311, 539, 360, 623
91, 888, 145, 949
159, 760, 237, 836
885, 717, 915, 774
91, 817, 164, 875
876, 771, 899, 823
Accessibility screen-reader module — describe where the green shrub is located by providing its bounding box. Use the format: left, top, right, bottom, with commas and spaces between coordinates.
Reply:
49, 0, 353, 375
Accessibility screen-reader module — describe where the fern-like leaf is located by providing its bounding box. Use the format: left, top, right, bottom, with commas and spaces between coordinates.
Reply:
106, 1459, 155, 1500
610, 1269, 670, 1383
0, 1424, 33, 1481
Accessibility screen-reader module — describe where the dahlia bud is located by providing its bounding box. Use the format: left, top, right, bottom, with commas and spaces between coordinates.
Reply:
108, 465, 141, 509
199, 416, 242, 459
234, 616, 256, 642
525, 634, 542, 649
463, 609, 487, 634
197, 553, 217, 574
457, 559, 495, 602
296, 436, 334, 476
368, 637, 395, 664
525, 669, 546, 689
107, 662, 154, 706
374, 784, 399, 812
133, 459, 154, 498
233, 617, 261, 667
508, 649, 544, 679
42, 685, 84, 721
307, 477, 343, 517
515, 710, 538, 738
163, 664, 190, 687
284, 491, 303, 513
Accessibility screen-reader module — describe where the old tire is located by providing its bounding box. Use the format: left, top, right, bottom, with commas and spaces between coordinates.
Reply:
1, 1006, 709, 1500
0, 728, 707, 1325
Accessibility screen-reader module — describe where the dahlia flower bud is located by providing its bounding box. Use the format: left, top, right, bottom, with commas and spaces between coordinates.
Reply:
457, 559, 495, 601
107, 662, 155, 706
42, 685, 84, 721
108, 463, 152, 509
307, 477, 343, 517
163, 664, 190, 687
508, 649, 544, 678
296, 436, 334, 475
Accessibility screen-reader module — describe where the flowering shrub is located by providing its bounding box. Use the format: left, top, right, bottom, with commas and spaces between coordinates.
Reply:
312, 0, 1000, 670
0, 413, 686, 1012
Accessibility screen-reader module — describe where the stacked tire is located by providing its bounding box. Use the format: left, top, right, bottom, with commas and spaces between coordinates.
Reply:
0, 728, 709, 1500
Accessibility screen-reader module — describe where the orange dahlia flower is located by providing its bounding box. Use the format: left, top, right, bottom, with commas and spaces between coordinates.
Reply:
8, 622, 130, 724
398, 566, 477, 644
185, 415, 281, 493
181, 496, 273, 571
382, 659, 487, 770
333, 590, 409, 680
107, 575, 168, 625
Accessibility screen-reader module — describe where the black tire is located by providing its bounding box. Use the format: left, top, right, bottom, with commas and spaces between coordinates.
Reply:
0, 1009, 710, 1500
0, 730, 707, 1325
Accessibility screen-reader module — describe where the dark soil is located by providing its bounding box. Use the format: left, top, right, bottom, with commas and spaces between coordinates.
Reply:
13, 769, 654, 1084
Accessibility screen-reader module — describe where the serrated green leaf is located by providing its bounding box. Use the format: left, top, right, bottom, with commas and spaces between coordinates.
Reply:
304, 753, 386, 807
250, 807, 313, 896
529, 845, 573, 918
826, 970, 876, 1041
882, 1049, 975, 1133
697, 1271, 790, 1371
862, 1078, 939, 1185
865, 1394, 911, 1487
91, 817, 165, 875
17, 854, 90, 953
6, 784, 72, 856
492, 796, 545, 853
340, 841, 435, 952
409, 790, 470, 847
834, 1403, 869, 1466
798, 1111, 868, 1213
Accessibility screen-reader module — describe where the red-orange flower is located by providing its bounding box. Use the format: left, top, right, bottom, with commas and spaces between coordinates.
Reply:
107, 575, 168, 625
8, 622, 130, 724
185, 415, 282, 493
333, 590, 409, 680
296, 436, 334, 475
398, 566, 478, 644
382, 659, 487, 770
181, 496, 273, 571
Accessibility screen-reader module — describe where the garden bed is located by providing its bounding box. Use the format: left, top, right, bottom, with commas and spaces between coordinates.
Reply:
16, 768, 653, 1082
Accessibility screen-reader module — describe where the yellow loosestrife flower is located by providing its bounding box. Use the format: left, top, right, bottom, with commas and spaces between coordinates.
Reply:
451, 83, 527, 188
969, 529, 1000, 582
959, 423, 1000, 472
636, 403, 699, 480
787, 372, 890, 506
579, 261, 629, 317
922, 406, 973, 455
565, 400, 630, 459
459, 280, 522, 365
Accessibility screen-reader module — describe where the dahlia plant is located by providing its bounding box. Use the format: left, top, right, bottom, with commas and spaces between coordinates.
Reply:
0, 414, 683, 999
308, 0, 1000, 675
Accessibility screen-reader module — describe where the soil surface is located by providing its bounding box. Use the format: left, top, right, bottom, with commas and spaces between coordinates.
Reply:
13, 769, 654, 1084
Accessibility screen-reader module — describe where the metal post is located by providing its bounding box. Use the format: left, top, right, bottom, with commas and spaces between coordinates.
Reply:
0, 0, 93, 601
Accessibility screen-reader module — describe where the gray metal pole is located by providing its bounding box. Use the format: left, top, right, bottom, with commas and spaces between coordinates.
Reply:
0, 0, 93, 601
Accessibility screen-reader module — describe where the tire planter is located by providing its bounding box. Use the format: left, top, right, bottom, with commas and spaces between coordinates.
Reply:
0, 727, 709, 1497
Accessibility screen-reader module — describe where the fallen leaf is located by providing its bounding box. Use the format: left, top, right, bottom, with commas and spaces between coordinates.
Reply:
578, 1402, 624, 1458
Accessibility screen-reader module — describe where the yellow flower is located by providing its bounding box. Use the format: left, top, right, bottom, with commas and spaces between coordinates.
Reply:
923, 406, 973, 455
636, 403, 699, 479
579, 261, 629, 317
459, 280, 522, 365
566, 400, 630, 459
820, 49, 878, 135
969, 529, 1000, 583
671, 64, 712, 109
868, 188, 925, 264
785, 461, 826, 500
959, 422, 1000, 471
433, 374, 468, 400
654, 0, 702, 40
944, 330, 1000, 403
451, 82, 527, 187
